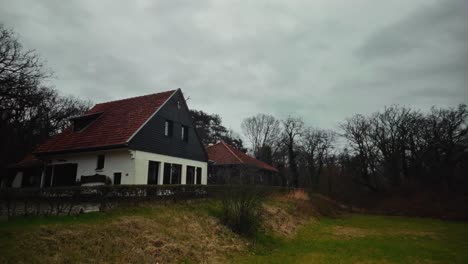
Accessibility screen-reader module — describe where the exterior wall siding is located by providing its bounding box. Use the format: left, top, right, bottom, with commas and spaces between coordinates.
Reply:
128, 90, 207, 162
133, 150, 207, 185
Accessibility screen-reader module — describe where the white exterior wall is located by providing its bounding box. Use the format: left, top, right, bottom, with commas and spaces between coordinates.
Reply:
133, 150, 208, 185
46, 149, 135, 184
44, 148, 207, 185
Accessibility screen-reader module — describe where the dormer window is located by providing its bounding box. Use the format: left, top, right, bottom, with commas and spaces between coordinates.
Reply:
71, 112, 102, 132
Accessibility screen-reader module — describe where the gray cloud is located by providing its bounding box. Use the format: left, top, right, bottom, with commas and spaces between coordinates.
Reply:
0, 0, 466, 143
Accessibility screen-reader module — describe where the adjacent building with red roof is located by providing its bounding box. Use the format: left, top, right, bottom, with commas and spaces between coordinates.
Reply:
9, 89, 208, 188
206, 141, 280, 185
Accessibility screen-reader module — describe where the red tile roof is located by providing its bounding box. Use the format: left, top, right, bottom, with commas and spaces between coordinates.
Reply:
8, 154, 43, 169
207, 142, 278, 172
35, 90, 176, 154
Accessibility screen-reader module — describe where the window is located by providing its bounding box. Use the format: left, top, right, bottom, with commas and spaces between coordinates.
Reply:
181, 125, 189, 141
164, 120, 173, 137
71, 112, 102, 132
96, 155, 105, 170
44, 166, 53, 187
163, 163, 171, 184
147, 161, 160, 185
196, 167, 202, 184
186, 166, 195, 184
162, 163, 182, 185
171, 164, 182, 184
113, 173, 122, 185
52, 164, 78, 186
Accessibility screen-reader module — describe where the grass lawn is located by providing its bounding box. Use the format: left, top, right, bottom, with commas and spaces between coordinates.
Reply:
0, 198, 467, 263
234, 214, 468, 264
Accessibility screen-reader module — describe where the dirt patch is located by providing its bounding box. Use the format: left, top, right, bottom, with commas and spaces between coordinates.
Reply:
262, 190, 322, 236
262, 204, 309, 236
330, 226, 375, 238
329, 225, 437, 240
287, 189, 310, 200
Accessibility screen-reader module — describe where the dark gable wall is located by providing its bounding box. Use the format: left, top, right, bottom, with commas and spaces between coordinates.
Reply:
128, 90, 208, 162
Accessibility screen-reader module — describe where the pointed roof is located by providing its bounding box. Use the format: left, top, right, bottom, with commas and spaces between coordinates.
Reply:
206, 142, 278, 172
35, 89, 176, 154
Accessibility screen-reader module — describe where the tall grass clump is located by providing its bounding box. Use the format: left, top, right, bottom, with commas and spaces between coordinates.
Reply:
220, 186, 264, 237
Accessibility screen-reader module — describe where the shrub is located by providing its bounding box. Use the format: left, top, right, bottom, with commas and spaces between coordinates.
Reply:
220, 186, 263, 237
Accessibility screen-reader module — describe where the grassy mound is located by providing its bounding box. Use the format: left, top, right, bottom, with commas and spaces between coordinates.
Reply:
0, 190, 348, 263
0, 201, 248, 263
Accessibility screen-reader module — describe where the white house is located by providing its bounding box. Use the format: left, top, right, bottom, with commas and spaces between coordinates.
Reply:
9, 89, 208, 187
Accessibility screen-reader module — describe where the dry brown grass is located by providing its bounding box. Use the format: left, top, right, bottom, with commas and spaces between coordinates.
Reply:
262, 190, 325, 237
1, 191, 342, 263
2, 203, 248, 264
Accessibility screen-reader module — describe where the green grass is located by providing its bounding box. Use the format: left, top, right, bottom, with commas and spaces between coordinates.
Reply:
234, 214, 468, 264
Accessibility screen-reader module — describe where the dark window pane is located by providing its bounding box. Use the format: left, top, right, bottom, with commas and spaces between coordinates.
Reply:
114, 173, 122, 185
171, 164, 182, 184
53, 164, 78, 186
196, 167, 202, 184
44, 165, 53, 187
21, 168, 42, 188
147, 161, 160, 185
186, 166, 195, 184
163, 163, 171, 184
96, 155, 105, 169
181, 125, 189, 141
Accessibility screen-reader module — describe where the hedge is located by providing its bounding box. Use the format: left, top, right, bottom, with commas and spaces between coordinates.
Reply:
0, 185, 292, 218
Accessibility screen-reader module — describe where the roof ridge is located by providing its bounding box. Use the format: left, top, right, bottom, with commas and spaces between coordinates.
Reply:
95, 89, 177, 106
221, 142, 244, 163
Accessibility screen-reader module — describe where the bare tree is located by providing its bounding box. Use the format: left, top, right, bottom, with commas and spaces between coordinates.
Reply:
301, 127, 335, 190
0, 24, 52, 124
241, 113, 281, 161
340, 115, 382, 192
0, 24, 90, 178
340, 104, 468, 193
281, 116, 304, 187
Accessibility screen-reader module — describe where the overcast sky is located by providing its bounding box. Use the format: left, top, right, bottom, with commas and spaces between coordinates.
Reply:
1, 0, 467, 137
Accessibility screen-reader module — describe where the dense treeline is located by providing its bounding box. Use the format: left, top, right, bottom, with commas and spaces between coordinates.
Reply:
190, 109, 244, 149
340, 105, 468, 192
240, 105, 468, 196
0, 25, 90, 177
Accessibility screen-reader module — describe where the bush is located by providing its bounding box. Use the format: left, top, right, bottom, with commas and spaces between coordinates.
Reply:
220, 186, 264, 237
